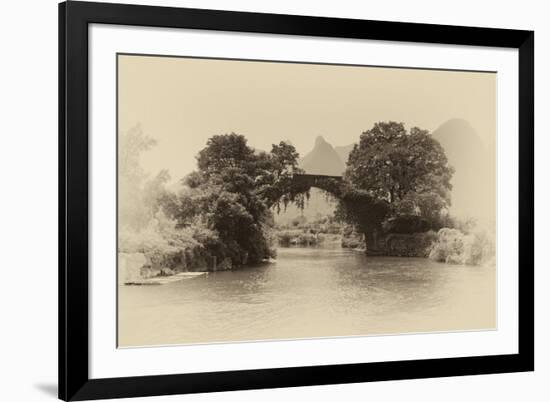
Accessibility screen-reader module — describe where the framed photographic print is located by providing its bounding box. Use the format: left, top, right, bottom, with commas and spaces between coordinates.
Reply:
59, 1, 534, 400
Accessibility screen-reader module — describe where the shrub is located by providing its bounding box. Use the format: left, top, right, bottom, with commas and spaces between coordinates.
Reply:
276, 230, 300, 246
462, 229, 495, 265
428, 227, 495, 266
297, 232, 318, 246
382, 215, 431, 234
341, 230, 363, 249
118, 211, 222, 273
275, 229, 322, 247
291, 215, 307, 227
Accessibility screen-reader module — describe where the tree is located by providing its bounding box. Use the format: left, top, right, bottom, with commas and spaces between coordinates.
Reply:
335, 185, 390, 253
169, 133, 307, 267
346, 123, 453, 209
338, 122, 454, 252
255, 141, 310, 212
119, 124, 161, 230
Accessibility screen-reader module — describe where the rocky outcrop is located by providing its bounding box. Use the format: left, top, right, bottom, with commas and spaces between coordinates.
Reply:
382, 232, 438, 257
341, 229, 438, 257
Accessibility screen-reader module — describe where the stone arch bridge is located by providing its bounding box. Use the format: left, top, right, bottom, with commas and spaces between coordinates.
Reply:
289, 174, 426, 256
291, 173, 344, 197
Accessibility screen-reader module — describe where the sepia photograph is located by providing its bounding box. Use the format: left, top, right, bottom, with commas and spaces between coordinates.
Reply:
117, 53, 497, 348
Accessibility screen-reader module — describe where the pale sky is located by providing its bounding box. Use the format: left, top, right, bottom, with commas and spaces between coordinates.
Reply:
118, 54, 496, 183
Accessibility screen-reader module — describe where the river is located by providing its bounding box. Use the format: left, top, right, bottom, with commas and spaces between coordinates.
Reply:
118, 246, 496, 347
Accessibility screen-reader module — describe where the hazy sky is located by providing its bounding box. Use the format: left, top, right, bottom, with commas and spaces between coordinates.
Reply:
118, 54, 496, 183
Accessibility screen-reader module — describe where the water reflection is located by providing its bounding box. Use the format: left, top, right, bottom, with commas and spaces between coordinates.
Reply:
118, 247, 495, 347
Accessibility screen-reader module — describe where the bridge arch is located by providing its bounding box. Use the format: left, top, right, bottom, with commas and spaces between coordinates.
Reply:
282, 173, 390, 256
277, 173, 429, 257
290, 174, 344, 198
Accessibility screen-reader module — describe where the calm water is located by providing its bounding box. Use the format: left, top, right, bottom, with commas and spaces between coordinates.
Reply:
118, 246, 496, 347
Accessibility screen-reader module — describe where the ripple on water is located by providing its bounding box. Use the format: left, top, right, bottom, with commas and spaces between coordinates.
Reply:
118, 247, 496, 347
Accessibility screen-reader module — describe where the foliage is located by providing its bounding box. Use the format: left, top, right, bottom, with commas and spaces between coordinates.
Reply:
382, 215, 431, 234
256, 141, 311, 212
118, 124, 468, 269
118, 125, 161, 230
165, 133, 309, 267
341, 228, 364, 249
335, 185, 390, 239
276, 230, 322, 247
118, 124, 157, 184
118, 127, 232, 273
443, 215, 479, 234
119, 210, 220, 273
193, 134, 309, 211
275, 213, 344, 247
428, 227, 495, 266
118, 130, 322, 270
346, 122, 453, 209
196, 133, 256, 175
276, 230, 297, 247
338, 122, 454, 246
277, 213, 342, 234
291, 215, 307, 227
346, 123, 452, 214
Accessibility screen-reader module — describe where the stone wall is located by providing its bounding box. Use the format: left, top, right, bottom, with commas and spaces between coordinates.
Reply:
376, 231, 438, 257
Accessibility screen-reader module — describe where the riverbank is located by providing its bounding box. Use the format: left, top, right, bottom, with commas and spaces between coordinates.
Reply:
119, 220, 495, 286
275, 222, 495, 265
276, 230, 341, 247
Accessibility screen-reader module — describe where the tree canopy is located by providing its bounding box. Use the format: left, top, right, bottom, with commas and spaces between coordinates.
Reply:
122, 124, 455, 264
164, 133, 309, 266
346, 122, 453, 210
337, 122, 454, 247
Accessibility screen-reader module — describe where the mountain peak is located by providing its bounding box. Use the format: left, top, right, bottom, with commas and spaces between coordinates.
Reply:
300, 136, 345, 176
432, 118, 486, 159
434, 118, 475, 135
315, 135, 328, 146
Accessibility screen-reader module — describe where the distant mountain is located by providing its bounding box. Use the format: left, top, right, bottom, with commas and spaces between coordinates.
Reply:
300, 136, 346, 176
432, 118, 495, 220
275, 123, 495, 224
334, 143, 355, 167
432, 119, 485, 167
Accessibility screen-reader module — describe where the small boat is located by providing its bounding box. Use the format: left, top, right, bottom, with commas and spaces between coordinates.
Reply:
124, 271, 208, 286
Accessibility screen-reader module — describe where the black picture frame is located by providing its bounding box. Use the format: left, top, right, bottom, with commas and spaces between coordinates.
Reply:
59, 1, 534, 400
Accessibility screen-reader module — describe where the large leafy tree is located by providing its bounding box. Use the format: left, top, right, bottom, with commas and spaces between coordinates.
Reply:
338, 122, 454, 251
346, 122, 453, 209
196, 133, 256, 177
167, 133, 308, 266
